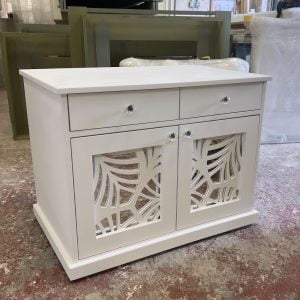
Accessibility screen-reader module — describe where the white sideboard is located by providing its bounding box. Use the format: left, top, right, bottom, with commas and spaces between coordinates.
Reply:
20, 66, 270, 280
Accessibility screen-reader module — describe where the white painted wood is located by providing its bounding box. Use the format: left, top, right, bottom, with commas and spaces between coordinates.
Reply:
23, 79, 78, 260
33, 204, 73, 271
19, 65, 271, 94
34, 203, 258, 281
177, 116, 260, 230
68, 110, 262, 138
21, 66, 270, 280
71, 126, 178, 258
180, 83, 263, 119
68, 89, 179, 131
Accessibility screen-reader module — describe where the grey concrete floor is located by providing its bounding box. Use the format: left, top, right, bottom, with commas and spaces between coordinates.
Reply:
0, 89, 299, 299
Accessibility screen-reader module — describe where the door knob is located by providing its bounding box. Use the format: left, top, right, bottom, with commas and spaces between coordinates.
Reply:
185, 130, 192, 137
169, 132, 176, 141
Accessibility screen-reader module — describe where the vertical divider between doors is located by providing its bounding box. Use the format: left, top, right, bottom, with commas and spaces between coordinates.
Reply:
175, 126, 180, 231
175, 88, 181, 230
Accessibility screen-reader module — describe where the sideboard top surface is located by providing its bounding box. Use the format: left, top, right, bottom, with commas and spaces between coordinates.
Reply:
20, 65, 271, 95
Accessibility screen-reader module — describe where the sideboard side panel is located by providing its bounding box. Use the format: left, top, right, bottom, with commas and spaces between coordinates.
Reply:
23, 79, 78, 261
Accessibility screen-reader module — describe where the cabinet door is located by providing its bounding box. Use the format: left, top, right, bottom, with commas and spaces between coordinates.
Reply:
71, 126, 178, 259
177, 116, 260, 230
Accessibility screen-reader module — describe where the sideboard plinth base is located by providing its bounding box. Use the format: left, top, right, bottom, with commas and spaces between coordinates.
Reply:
33, 203, 258, 281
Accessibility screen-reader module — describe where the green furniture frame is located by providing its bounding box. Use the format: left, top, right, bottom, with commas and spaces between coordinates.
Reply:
68, 7, 230, 68
1, 26, 71, 138
1, 8, 230, 139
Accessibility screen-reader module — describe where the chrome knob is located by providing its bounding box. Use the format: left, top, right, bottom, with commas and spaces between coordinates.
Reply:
127, 104, 135, 113
169, 132, 176, 141
185, 130, 192, 137
221, 96, 230, 104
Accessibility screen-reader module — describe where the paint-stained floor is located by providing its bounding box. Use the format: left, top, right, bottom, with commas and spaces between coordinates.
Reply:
0, 89, 299, 300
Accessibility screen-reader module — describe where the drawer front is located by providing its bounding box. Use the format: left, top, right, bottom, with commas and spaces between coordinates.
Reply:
68, 89, 179, 131
180, 83, 263, 119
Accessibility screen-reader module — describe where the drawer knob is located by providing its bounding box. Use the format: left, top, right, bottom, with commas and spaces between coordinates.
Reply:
221, 96, 230, 104
169, 132, 176, 141
127, 104, 135, 113
185, 130, 192, 137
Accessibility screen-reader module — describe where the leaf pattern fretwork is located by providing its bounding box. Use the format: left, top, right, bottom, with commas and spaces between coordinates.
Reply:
93, 147, 162, 236
191, 134, 242, 211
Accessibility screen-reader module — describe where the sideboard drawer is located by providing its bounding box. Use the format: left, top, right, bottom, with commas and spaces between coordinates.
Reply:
180, 83, 263, 119
68, 89, 179, 131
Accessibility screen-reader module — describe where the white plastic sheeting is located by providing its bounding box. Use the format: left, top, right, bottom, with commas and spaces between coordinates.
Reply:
231, 8, 300, 23
119, 57, 250, 73
251, 14, 300, 143
281, 7, 300, 19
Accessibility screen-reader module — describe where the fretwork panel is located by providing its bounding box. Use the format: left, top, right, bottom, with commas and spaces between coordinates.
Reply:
93, 147, 162, 236
191, 134, 242, 212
